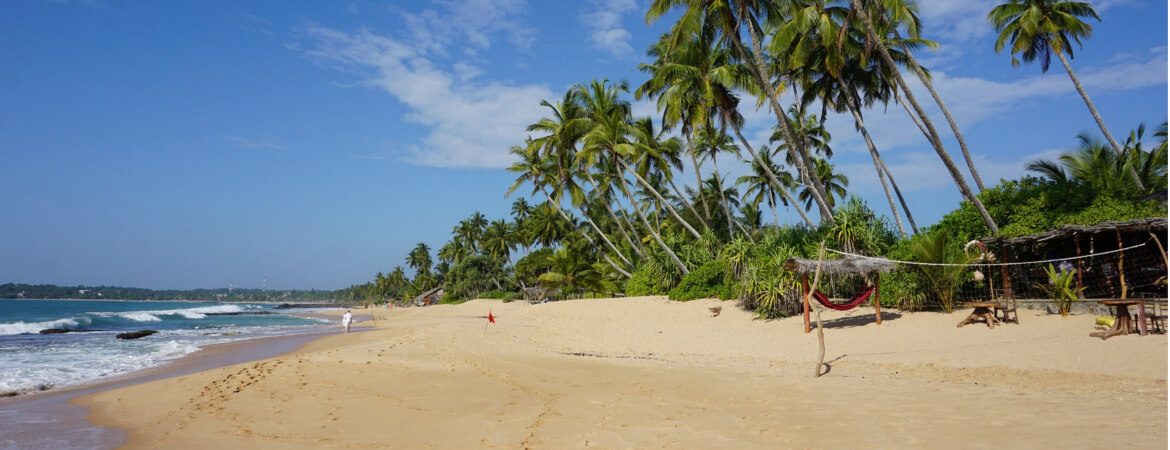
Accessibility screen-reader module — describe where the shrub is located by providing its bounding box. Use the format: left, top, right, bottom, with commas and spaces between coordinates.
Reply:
479, 290, 521, 301
625, 263, 671, 296
668, 260, 730, 301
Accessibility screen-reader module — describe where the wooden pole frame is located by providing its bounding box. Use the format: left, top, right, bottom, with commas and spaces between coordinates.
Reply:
802, 274, 811, 333
873, 273, 882, 325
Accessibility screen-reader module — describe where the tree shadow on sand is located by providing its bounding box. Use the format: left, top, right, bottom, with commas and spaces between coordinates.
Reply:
821, 311, 903, 329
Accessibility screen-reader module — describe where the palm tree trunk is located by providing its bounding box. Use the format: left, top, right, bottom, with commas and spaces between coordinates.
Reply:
731, 126, 817, 227
605, 203, 645, 259
770, 197, 780, 227
667, 176, 709, 232
579, 205, 635, 268
543, 189, 633, 272
840, 78, 907, 236
685, 133, 713, 221
709, 154, 737, 238
1053, 48, 1146, 191
895, 30, 987, 191
617, 177, 689, 274
617, 157, 703, 240
897, 94, 929, 138
850, 0, 999, 234
736, 29, 836, 225
879, 157, 920, 234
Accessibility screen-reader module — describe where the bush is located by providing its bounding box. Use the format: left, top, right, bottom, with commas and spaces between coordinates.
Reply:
625, 263, 674, 296
479, 290, 521, 301
668, 260, 730, 301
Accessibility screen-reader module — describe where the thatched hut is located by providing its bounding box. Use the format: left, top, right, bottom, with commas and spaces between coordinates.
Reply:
784, 257, 897, 333
980, 218, 1167, 301
413, 287, 444, 306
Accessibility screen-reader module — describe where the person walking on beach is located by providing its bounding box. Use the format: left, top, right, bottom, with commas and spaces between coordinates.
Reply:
341, 310, 353, 333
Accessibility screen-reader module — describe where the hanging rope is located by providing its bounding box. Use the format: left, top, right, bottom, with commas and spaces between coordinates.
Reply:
825, 240, 1153, 267
812, 286, 876, 311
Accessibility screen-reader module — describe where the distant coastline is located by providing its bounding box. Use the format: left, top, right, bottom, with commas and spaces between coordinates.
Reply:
1, 283, 346, 303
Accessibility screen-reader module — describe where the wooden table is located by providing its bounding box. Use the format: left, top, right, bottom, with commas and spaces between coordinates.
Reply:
958, 302, 1002, 328
1091, 299, 1143, 340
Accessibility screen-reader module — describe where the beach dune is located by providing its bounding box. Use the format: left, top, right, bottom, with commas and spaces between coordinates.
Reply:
80, 297, 1167, 448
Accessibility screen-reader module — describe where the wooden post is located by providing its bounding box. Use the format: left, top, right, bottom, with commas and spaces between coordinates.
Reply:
1000, 245, 1014, 300
873, 273, 882, 325
1074, 234, 1085, 294
1117, 230, 1127, 299
1149, 232, 1169, 268
802, 274, 811, 334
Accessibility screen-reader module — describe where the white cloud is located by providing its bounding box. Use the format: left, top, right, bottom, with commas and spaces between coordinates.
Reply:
228, 136, 285, 150
297, 26, 553, 168
582, 0, 638, 58
400, 0, 535, 56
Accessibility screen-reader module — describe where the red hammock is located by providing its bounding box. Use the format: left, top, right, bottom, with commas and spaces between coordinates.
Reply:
811, 286, 877, 311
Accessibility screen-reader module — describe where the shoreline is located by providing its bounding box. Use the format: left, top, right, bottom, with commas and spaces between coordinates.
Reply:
0, 323, 354, 449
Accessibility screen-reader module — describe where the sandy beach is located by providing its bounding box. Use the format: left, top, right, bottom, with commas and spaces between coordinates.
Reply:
78, 297, 1167, 448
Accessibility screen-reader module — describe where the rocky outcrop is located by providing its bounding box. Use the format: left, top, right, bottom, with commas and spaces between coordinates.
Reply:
115, 330, 157, 340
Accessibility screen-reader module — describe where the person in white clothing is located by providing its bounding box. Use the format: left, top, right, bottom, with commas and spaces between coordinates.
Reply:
341, 310, 353, 333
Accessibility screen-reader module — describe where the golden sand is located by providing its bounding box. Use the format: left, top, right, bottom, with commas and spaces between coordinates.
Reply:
80, 297, 1167, 448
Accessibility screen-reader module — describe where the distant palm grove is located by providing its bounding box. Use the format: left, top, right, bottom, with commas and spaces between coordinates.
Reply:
340, 0, 1166, 316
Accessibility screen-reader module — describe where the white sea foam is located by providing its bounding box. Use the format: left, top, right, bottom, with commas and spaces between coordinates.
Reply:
0, 318, 89, 336
91, 304, 247, 321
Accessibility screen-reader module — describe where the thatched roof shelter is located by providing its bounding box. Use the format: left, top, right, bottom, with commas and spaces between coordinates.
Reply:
413, 287, 444, 306
783, 257, 897, 275
982, 218, 1166, 246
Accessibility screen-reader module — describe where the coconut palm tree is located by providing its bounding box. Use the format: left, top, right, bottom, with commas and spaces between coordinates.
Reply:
693, 127, 742, 238
406, 242, 432, 277
538, 246, 610, 298
989, 0, 1144, 192
629, 116, 708, 231
737, 148, 806, 226
843, 0, 1000, 233
574, 79, 704, 241
645, 1, 838, 224
482, 219, 513, 263
506, 141, 634, 276
771, 2, 916, 235
1027, 130, 1167, 198
799, 158, 848, 212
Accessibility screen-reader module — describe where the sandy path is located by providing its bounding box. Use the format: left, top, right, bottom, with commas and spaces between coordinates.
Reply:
81, 297, 1167, 448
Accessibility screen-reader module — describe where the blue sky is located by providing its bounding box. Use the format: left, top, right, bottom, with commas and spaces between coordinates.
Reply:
0, 0, 1166, 290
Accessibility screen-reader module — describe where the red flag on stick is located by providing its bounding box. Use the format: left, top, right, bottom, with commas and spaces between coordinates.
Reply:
488, 309, 495, 323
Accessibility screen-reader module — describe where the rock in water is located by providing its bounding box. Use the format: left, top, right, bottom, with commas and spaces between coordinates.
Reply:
116, 330, 158, 340
39, 328, 73, 334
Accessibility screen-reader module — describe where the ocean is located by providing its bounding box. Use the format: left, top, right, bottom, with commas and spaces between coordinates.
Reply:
0, 299, 334, 396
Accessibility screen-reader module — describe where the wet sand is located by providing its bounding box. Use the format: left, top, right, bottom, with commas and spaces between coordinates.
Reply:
76, 298, 1167, 448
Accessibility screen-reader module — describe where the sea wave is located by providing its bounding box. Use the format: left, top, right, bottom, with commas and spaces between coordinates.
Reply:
92, 304, 249, 321
0, 317, 91, 336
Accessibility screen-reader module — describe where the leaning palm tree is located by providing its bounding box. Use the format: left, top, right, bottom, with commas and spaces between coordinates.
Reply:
989, 0, 1144, 192
737, 148, 808, 226
799, 158, 849, 212
771, 2, 916, 235
842, 0, 1000, 234
646, 1, 838, 224
506, 141, 634, 276
693, 127, 742, 238
574, 80, 703, 241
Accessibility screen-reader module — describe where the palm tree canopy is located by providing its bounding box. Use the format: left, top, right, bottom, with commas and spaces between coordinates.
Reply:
989, 0, 1099, 71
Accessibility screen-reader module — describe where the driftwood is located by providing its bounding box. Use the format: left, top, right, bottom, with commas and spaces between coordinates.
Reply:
810, 243, 828, 378
521, 286, 558, 304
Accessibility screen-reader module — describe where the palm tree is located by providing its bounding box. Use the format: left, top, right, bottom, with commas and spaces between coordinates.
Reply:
506, 142, 634, 276
799, 158, 848, 212
989, 0, 1144, 192
737, 148, 807, 226
406, 242, 432, 277
644, 2, 838, 224
1027, 130, 1167, 198
771, 3, 916, 235
693, 127, 742, 238
629, 117, 708, 231
843, 0, 1000, 233
574, 79, 704, 241
482, 219, 513, 263
538, 246, 610, 298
